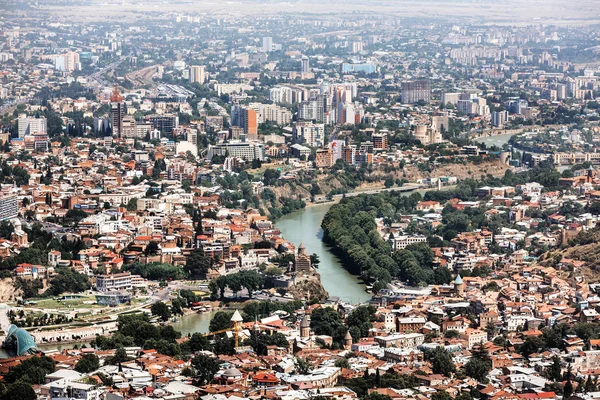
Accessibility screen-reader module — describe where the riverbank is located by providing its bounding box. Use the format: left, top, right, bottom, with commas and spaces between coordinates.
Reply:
275, 186, 437, 304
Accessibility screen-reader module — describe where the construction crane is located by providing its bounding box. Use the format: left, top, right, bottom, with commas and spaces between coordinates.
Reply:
202, 309, 244, 350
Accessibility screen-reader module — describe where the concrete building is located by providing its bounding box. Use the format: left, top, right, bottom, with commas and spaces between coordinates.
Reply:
292, 121, 325, 147
208, 142, 265, 161
18, 114, 47, 138
0, 195, 18, 221
110, 86, 126, 137
189, 65, 206, 84
95, 272, 133, 292
492, 110, 509, 128
401, 80, 431, 104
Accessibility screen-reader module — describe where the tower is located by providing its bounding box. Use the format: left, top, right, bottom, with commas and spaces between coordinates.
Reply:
301, 56, 310, 73
295, 243, 312, 273
454, 275, 465, 296
110, 85, 126, 137
343, 330, 353, 350
300, 314, 310, 339
230, 309, 244, 350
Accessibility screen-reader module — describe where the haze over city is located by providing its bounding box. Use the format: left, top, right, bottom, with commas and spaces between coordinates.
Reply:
0, 1, 600, 400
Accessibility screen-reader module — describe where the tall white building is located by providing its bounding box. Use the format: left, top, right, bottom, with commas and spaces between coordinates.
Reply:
293, 121, 325, 148
262, 37, 273, 52
54, 51, 80, 72
189, 65, 206, 84
18, 114, 47, 138
492, 110, 509, 128
269, 86, 294, 104
247, 103, 292, 126
301, 56, 310, 73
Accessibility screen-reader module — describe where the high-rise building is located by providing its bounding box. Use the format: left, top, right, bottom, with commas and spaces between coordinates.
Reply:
491, 110, 509, 128
189, 65, 206, 84
0, 194, 18, 221
208, 142, 264, 161
148, 115, 179, 137
231, 106, 259, 138
110, 85, 127, 137
341, 63, 376, 74
262, 37, 273, 52
301, 56, 310, 73
241, 108, 257, 139
315, 148, 334, 168
17, 114, 47, 138
54, 51, 80, 72
269, 86, 294, 104
247, 103, 292, 126
292, 121, 325, 148
229, 126, 244, 140
121, 116, 137, 138
372, 132, 388, 150
401, 80, 431, 104
431, 112, 449, 133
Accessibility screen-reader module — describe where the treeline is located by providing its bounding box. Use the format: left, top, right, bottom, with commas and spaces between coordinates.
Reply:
208, 270, 264, 300
121, 262, 186, 281
321, 190, 452, 289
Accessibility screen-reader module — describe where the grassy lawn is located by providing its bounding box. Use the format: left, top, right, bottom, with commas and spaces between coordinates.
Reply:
24, 295, 104, 310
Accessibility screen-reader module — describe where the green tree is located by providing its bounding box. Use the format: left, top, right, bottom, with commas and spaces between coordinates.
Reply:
564, 380, 574, 399
429, 347, 456, 377
238, 270, 264, 298
46, 266, 89, 296
520, 335, 545, 357
151, 301, 172, 322
544, 355, 562, 382
106, 346, 129, 365
184, 249, 211, 279
363, 393, 393, 400
4, 382, 37, 400
464, 345, 492, 383
5, 355, 56, 384
310, 308, 348, 345
74, 354, 100, 373
335, 358, 350, 369
210, 311, 234, 332
347, 305, 376, 338
191, 354, 220, 385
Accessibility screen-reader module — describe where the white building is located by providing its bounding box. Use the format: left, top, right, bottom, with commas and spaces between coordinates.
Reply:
18, 114, 47, 138
95, 272, 132, 292
292, 121, 325, 148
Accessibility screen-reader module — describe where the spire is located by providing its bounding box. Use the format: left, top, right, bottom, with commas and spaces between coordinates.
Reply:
110, 84, 123, 103
231, 309, 243, 322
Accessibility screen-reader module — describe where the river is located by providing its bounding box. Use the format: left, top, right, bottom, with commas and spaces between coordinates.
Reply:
172, 310, 216, 336
275, 203, 372, 304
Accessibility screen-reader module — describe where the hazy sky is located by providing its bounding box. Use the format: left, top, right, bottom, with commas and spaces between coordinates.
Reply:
8, 0, 600, 26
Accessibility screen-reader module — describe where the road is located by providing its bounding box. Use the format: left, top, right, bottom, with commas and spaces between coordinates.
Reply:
85, 59, 125, 90
331, 183, 424, 199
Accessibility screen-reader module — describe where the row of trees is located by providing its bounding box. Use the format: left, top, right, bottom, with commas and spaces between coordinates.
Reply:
208, 270, 265, 300
321, 190, 455, 289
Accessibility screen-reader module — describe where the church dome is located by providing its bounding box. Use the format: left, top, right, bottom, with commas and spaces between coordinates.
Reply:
222, 367, 243, 378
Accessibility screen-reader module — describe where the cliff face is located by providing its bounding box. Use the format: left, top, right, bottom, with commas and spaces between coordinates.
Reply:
398, 159, 509, 182
0, 278, 22, 302
288, 274, 329, 304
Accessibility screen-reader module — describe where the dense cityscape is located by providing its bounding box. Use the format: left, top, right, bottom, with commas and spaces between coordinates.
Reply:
1, 1, 600, 400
